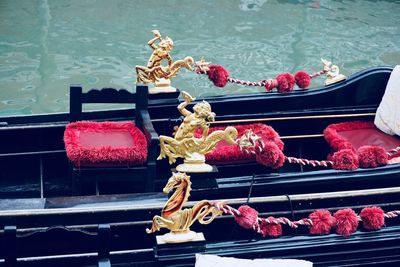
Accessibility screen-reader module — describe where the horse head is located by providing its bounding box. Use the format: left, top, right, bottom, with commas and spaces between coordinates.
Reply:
163, 172, 190, 194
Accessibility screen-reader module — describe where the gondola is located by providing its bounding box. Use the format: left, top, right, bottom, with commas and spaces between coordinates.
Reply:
1, 65, 400, 266
0, 66, 397, 200
1, 186, 400, 266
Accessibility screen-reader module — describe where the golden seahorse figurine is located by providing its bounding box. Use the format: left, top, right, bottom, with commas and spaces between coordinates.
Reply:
146, 172, 222, 243
321, 58, 347, 85
135, 30, 194, 93
157, 91, 238, 172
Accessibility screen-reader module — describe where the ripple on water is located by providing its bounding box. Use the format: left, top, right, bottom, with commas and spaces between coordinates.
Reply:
21, 85, 36, 91
86, 76, 99, 84
2, 98, 36, 105
54, 98, 68, 105
77, 37, 96, 43
1, 0, 399, 115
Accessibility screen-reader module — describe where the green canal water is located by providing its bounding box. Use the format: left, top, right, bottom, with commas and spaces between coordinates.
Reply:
1, 0, 399, 116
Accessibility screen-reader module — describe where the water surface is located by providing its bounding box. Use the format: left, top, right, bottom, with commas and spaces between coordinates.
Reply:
0, 0, 399, 116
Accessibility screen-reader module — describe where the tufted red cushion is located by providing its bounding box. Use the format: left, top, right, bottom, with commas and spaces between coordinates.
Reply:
195, 123, 283, 164
324, 120, 400, 170
64, 121, 148, 167
324, 121, 400, 157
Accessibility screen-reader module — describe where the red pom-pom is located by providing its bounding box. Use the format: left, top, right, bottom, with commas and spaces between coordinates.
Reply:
294, 71, 311, 89
264, 79, 279, 92
331, 149, 359, 170
235, 205, 259, 229
357, 146, 388, 168
276, 73, 295, 93
255, 141, 285, 169
260, 217, 282, 237
360, 207, 385, 230
334, 208, 359, 237
309, 210, 336, 235
207, 65, 230, 87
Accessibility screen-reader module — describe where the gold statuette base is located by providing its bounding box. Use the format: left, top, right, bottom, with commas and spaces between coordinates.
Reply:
156, 231, 205, 244
176, 162, 214, 173
176, 152, 214, 173
325, 74, 347, 86
149, 78, 177, 94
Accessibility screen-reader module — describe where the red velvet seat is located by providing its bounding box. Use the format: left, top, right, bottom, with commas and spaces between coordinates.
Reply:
324, 121, 400, 155
64, 121, 148, 168
324, 121, 400, 168
196, 123, 283, 164
64, 85, 158, 195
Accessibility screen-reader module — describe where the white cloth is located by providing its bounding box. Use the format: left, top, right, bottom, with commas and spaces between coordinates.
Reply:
375, 65, 400, 136
195, 254, 313, 267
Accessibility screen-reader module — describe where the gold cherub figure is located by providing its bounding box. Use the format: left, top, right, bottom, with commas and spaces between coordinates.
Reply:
157, 91, 238, 172
135, 30, 194, 93
146, 172, 222, 243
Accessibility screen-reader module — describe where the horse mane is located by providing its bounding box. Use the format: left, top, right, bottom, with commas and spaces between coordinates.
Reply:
162, 173, 191, 218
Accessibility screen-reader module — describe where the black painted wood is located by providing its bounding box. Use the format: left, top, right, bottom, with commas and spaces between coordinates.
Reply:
68, 84, 158, 194
2, 198, 400, 266
1, 224, 111, 267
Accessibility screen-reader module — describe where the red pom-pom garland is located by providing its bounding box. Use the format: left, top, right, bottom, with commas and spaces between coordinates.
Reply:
294, 70, 311, 89
334, 208, 359, 237
264, 79, 279, 92
211, 202, 400, 239
360, 207, 385, 230
331, 149, 359, 170
207, 65, 230, 87
276, 73, 295, 93
255, 141, 285, 169
235, 205, 259, 229
260, 217, 283, 237
309, 210, 336, 235
357, 145, 388, 168
196, 62, 323, 92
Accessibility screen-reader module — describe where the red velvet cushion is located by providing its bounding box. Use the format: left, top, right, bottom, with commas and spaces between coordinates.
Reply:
324, 121, 400, 158
64, 121, 148, 167
195, 123, 283, 164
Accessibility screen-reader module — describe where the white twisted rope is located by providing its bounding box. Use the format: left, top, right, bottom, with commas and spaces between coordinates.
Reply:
387, 146, 400, 157
286, 156, 333, 168
384, 210, 400, 219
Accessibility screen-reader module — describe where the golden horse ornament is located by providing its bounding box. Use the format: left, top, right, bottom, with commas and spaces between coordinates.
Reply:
146, 172, 222, 243
157, 91, 238, 172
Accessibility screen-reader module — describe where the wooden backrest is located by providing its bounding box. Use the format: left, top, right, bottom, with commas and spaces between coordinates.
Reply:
1, 224, 111, 267
69, 84, 148, 123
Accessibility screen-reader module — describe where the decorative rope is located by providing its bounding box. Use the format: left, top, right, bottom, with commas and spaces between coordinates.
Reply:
212, 201, 400, 238
194, 60, 331, 92
310, 69, 328, 78
387, 146, 400, 157
286, 156, 333, 168
197, 67, 327, 89
385, 210, 400, 219
237, 130, 335, 169
227, 77, 266, 87
237, 129, 397, 171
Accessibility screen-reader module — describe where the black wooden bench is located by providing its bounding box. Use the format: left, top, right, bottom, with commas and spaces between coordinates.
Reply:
1, 224, 111, 267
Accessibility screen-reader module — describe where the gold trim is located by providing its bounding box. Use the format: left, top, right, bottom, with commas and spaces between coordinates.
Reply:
210, 113, 376, 125
281, 134, 324, 140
